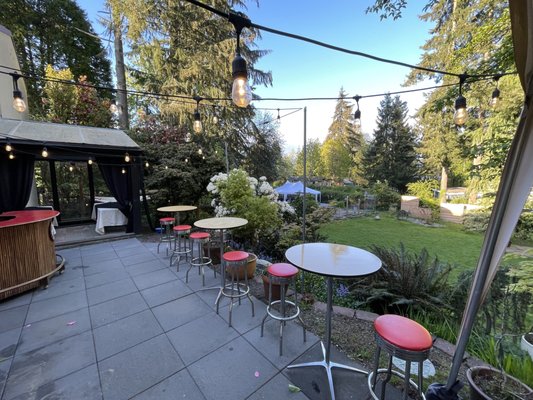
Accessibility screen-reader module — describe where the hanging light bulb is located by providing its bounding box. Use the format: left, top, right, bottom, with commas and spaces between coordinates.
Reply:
41, 147, 48, 158
121, 167, 126, 174
212, 105, 218, 124
490, 74, 502, 108
454, 75, 468, 126
229, 15, 253, 107
125, 153, 131, 162
88, 158, 93, 165
145, 161, 149, 168
202, 155, 205, 160
110, 99, 118, 113
353, 95, 361, 128
5, 143, 12, 152
185, 158, 188, 163
165, 165, 168, 169
277, 109, 280, 120
198, 148, 203, 155
193, 96, 203, 133
11, 74, 27, 113
8, 152, 14, 160
69, 163, 74, 172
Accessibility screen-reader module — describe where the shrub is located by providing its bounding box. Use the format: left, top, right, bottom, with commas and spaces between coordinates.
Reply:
406, 179, 439, 200
371, 182, 401, 211
463, 210, 491, 233
514, 212, 533, 242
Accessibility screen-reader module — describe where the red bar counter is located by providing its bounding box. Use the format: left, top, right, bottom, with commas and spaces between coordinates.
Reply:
0, 210, 63, 300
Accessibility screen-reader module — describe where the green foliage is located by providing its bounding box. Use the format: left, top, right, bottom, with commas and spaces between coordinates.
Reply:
406, 180, 439, 200
294, 139, 324, 178
0, 0, 112, 115
370, 182, 401, 211
514, 213, 533, 242
364, 94, 418, 193
290, 195, 319, 217
316, 186, 364, 204
463, 210, 491, 234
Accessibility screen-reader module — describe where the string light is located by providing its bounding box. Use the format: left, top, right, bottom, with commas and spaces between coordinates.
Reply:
185, 158, 188, 163
8, 152, 14, 160
277, 109, 280, 120
145, 161, 149, 167
212, 105, 218, 124
125, 152, 131, 162
198, 148, 203, 155
41, 147, 48, 158
353, 95, 361, 128
5, 142, 12, 152
88, 158, 93, 165
69, 163, 74, 172
121, 167, 126, 174
491, 75, 501, 108
165, 165, 168, 169
193, 96, 203, 133
10, 74, 27, 113
230, 14, 252, 107
454, 75, 468, 126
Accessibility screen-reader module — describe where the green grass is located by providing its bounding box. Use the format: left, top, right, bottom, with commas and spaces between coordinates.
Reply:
320, 213, 484, 277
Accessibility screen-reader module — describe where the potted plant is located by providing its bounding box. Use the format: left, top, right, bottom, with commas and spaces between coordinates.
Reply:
260, 267, 289, 302
466, 366, 532, 400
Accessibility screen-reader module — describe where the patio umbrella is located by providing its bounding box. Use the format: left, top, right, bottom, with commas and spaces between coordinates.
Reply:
425, 1, 533, 397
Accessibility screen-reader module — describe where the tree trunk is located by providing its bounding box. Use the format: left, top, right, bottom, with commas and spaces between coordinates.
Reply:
440, 165, 448, 202
113, 23, 129, 130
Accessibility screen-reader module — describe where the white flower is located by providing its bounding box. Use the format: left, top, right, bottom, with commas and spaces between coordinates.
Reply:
278, 201, 295, 214
259, 176, 267, 182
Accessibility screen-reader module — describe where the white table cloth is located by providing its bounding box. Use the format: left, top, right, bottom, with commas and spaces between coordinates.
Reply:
92, 204, 128, 235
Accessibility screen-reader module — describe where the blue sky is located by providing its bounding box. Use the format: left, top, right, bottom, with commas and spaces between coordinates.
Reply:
78, 0, 433, 152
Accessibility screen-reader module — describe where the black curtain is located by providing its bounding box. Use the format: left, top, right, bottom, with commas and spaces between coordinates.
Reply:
0, 153, 35, 213
97, 159, 133, 232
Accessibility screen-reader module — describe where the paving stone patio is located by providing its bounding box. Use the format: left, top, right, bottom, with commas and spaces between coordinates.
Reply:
0, 237, 402, 400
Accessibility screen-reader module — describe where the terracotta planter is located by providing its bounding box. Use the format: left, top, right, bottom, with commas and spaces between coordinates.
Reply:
261, 274, 288, 302
466, 366, 532, 400
521, 333, 533, 360
235, 253, 257, 281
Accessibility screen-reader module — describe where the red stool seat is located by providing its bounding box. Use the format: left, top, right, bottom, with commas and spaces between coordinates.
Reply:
223, 251, 249, 262
268, 263, 298, 278
374, 315, 432, 351
190, 232, 210, 240
173, 224, 192, 232
159, 217, 175, 223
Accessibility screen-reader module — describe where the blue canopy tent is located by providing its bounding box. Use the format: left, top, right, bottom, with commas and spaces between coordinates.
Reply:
275, 181, 321, 203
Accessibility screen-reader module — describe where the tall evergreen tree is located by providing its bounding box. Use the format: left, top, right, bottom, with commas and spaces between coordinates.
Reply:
0, 0, 112, 115
295, 139, 323, 178
364, 94, 417, 192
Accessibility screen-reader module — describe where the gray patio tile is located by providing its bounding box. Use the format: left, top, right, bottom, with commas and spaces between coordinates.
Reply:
16, 308, 91, 355
80, 242, 114, 255
120, 251, 158, 267
111, 238, 142, 249
31, 276, 85, 302
132, 268, 178, 291
132, 369, 205, 400
93, 310, 163, 360
244, 319, 319, 369
56, 247, 81, 258
25, 291, 87, 324
218, 296, 267, 335
0, 306, 28, 334
152, 294, 212, 332
85, 268, 130, 289
99, 334, 183, 400
182, 267, 219, 291
3, 331, 96, 400
89, 292, 148, 328
167, 312, 239, 366
51, 262, 85, 282
115, 244, 149, 258
63, 255, 82, 268
8, 363, 102, 400
86, 278, 137, 306
0, 292, 32, 312
140, 279, 192, 308
82, 258, 124, 276
188, 336, 278, 400
125, 259, 167, 277
247, 373, 311, 400
0, 358, 12, 398
82, 249, 119, 264
0, 327, 20, 361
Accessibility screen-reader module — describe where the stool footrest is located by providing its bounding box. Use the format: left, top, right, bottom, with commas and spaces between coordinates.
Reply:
221, 282, 250, 298
367, 369, 426, 400
266, 300, 300, 321
190, 257, 212, 267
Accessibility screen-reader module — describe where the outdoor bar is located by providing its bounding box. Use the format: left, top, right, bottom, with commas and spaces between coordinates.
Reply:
0, 209, 61, 300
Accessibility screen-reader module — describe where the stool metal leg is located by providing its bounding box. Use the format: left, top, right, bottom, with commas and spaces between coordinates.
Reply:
381, 355, 393, 400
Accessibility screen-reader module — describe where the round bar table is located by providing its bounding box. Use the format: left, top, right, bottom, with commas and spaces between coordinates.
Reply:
157, 205, 197, 225
285, 242, 382, 400
194, 217, 248, 301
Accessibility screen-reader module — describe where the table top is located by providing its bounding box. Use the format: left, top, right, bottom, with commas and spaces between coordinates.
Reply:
285, 243, 382, 278
0, 210, 60, 228
157, 205, 197, 213
194, 217, 248, 230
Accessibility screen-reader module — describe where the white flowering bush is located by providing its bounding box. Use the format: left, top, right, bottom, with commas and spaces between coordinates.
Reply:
207, 169, 294, 249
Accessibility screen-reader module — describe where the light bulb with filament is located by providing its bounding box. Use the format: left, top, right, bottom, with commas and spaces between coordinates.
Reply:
121, 168, 126, 174
353, 96, 361, 128
42, 147, 48, 158
185, 158, 188, 163
454, 94, 467, 126
9, 152, 14, 160
198, 148, 203, 155
232, 54, 252, 107
5, 143, 12, 152
165, 165, 168, 169
145, 161, 149, 167
125, 153, 130, 162
11, 74, 27, 113
88, 158, 93, 165
491, 87, 500, 108
212, 105, 218, 124
277, 109, 280, 120
193, 112, 202, 133
69, 165, 74, 172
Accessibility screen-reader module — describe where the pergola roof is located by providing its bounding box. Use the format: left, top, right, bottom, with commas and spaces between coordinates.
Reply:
0, 118, 140, 152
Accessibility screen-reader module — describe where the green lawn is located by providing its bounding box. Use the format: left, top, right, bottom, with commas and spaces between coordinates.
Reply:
320, 213, 485, 276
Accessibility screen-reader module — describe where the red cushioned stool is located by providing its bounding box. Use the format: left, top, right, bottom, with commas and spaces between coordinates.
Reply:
368, 314, 433, 400
157, 217, 175, 255
186, 231, 214, 286
260, 263, 306, 356
216, 250, 254, 327
170, 225, 192, 271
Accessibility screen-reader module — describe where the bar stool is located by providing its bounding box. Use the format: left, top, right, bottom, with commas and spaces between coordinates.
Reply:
368, 314, 433, 400
170, 225, 192, 270
187, 232, 213, 286
157, 217, 175, 255
260, 263, 306, 356
216, 250, 254, 327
